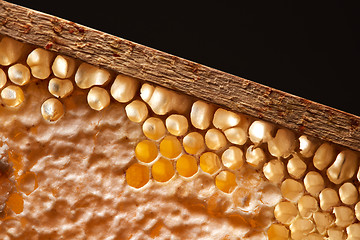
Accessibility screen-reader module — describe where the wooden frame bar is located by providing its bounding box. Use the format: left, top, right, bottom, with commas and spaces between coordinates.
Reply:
1, 0, 359, 151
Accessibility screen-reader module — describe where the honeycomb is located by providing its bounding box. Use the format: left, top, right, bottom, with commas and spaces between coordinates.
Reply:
0, 35, 359, 239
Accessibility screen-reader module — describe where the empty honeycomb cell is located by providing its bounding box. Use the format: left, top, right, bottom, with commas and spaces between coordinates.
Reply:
126, 163, 150, 188
176, 154, 198, 178
142, 117, 166, 141
267, 224, 289, 240
204, 128, 227, 151
6, 192, 24, 214
199, 152, 221, 175
159, 136, 182, 159
215, 170, 237, 193
182, 132, 205, 155
135, 140, 158, 163
18, 171, 38, 195
151, 157, 175, 182
221, 146, 244, 170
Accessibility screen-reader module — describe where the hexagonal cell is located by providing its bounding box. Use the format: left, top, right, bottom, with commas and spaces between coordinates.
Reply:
199, 152, 221, 175
18, 171, 38, 195
135, 140, 158, 163
126, 163, 150, 188
151, 158, 175, 183
159, 136, 182, 159
176, 154, 198, 178
215, 170, 237, 193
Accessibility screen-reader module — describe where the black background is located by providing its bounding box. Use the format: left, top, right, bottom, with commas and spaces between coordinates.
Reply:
7, 1, 360, 116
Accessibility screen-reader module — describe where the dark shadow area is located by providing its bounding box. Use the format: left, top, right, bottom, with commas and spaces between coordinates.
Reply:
8, 0, 360, 116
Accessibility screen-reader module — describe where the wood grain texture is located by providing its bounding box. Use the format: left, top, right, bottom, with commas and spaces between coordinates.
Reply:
1, 0, 360, 151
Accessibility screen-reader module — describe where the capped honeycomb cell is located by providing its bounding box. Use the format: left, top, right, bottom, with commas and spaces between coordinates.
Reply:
52, 55, 76, 79
313, 142, 336, 170
263, 159, 285, 184
223, 127, 248, 146
8, 63, 31, 86
135, 140, 158, 163
327, 150, 358, 185
48, 78, 74, 98
176, 154, 198, 178
165, 114, 188, 136
333, 206, 355, 227
204, 128, 227, 151
27, 48, 54, 79
199, 152, 221, 175
213, 108, 241, 130
274, 201, 298, 225
303, 171, 324, 197
152, 157, 175, 182
248, 120, 274, 144
297, 195, 318, 219
75, 62, 111, 89
182, 132, 205, 155
267, 128, 296, 158
287, 155, 307, 179
280, 179, 304, 202
298, 135, 319, 158
319, 188, 340, 211
125, 100, 148, 123
339, 182, 358, 205
245, 145, 266, 168
215, 170, 237, 193
190, 100, 214, 130
221, 146, 244, 170
87, 87, 111, 111
126, 163, 150, 188
267, 224, 289, 240
1, 85, 25, 107
142, 117, 166, 141
110, 74, 139, 103
313, 212, 334, 235
159, 136, 182, 159
0, 37, 27, 66
289, 217, 315, 240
